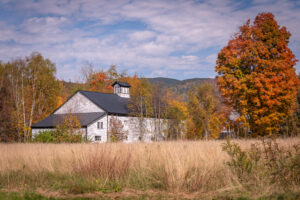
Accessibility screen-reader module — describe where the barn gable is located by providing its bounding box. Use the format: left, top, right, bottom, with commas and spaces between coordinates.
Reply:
54, 91, 104, 114
79, 90, 129, 115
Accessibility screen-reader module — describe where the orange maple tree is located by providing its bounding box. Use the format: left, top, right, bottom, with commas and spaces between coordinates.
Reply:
88, 71, 113, 93
215, 13, 299, 136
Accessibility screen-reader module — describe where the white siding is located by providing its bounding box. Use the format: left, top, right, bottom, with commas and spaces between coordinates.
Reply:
54, 92, 103, 114
107, 116, 168, 143
32, 115, 168, 144
87, 115, 108, 142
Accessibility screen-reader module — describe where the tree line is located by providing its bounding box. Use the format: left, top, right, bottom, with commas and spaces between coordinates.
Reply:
0, 58, 228, 142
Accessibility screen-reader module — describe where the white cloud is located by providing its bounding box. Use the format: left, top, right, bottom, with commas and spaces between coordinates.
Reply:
0, 21, 16, 41
0, 0, 299, 80
129, 31, 156, 42
205, 54, 218, 64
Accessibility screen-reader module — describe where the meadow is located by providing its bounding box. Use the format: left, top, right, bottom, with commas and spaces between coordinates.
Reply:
0, 138, 299, 200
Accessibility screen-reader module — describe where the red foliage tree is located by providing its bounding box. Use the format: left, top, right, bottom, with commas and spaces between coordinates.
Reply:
215, 13, 299, 136
88, 71, 113, 93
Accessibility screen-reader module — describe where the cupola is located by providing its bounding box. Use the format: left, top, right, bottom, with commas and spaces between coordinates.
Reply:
112, 81, 131, 98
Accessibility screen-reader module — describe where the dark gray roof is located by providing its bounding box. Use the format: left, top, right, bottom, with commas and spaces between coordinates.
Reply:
112, 81, 131, 87
31, 112, 106, 128
79, 90, 129, 115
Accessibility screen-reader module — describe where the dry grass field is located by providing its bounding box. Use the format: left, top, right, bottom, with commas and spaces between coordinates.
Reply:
0, 138, 299, 199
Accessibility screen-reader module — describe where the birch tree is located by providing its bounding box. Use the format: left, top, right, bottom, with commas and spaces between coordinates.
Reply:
1, 53, 60, 141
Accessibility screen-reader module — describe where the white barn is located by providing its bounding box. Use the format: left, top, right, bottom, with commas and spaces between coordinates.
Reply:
31, 81, 167, 142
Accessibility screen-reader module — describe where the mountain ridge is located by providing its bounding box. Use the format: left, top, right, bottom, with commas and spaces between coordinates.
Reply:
147, 77, 217, 100
148, 77, 215, 86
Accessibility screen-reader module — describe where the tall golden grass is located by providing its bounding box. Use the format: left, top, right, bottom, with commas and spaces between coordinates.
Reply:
0, 138, 299, 198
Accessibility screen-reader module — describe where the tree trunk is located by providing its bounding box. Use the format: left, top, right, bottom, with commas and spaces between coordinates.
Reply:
9, 67, 22, 142
21, 73, 26, 141
28, 74, 37, 141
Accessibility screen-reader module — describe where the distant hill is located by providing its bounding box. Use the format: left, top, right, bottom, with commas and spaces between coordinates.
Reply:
148, 77, 215, 86
147, 77, 182, 87
147, 77, 216, 101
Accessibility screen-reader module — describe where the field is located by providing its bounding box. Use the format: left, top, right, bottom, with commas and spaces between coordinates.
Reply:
0, 138, 299, 200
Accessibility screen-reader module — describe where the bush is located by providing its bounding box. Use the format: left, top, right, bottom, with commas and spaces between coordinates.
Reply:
222, 139, 300, 192
55, 123, 82, 143
32, 127, 83, 143
32, 131, 55, 143
33, 114, 83, 143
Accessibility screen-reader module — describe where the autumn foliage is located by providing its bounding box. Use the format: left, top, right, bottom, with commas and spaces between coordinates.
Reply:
187, 83, 225, 139
88, 71, 113, 93
216, 13, 299, 136
0, 53, 60, 142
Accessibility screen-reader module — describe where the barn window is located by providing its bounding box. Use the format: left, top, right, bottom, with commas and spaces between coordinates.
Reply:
95, 136, 101, 141
97, 122, 103, 129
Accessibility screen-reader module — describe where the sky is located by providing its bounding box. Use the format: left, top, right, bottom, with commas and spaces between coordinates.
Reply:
0, 0, 300, 81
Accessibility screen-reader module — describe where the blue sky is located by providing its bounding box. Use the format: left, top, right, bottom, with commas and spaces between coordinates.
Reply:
0, 0, 300, 81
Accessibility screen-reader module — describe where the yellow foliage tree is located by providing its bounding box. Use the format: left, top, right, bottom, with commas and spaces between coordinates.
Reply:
166, 99, 188, 139
187, 83, 225, 139
55, 114, 83, 143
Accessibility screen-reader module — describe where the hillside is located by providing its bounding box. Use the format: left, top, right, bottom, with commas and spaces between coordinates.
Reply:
147, 77, 182, 87
60, 77, 216, 101
148, 77, 215, 86
148, 77, 216, 100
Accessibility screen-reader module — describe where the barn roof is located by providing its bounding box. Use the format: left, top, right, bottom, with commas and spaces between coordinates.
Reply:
79, 90, 129, 115
31, 112, 106, 128
112, 81, 131, 87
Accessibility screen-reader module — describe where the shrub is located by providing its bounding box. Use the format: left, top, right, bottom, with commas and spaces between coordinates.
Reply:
32, 131, 55, 143
55, 123, 82, 143
54, 114, 83, 143
32, 114, 83, 143
222, 139, 300, 192
32, 128, 83, 143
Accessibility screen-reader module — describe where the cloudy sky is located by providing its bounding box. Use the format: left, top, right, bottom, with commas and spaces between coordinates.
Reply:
0, 0, 300, 81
